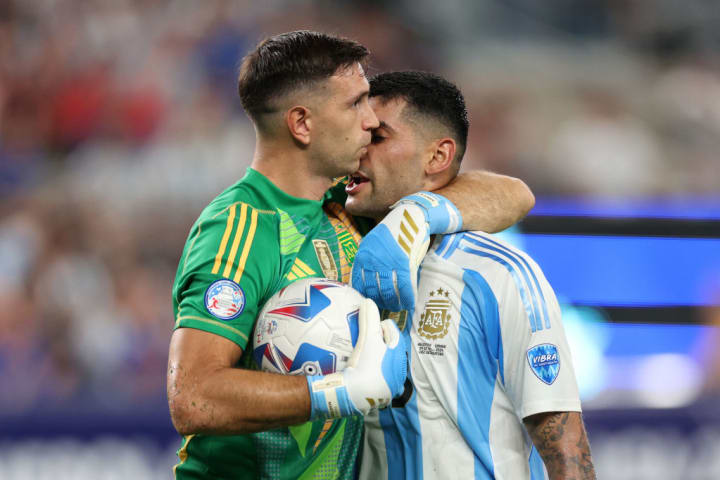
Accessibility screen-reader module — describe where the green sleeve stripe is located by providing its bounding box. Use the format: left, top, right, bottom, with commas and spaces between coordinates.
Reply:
175, 315, 249, 342
278, 209, 306, 256
284, 236, 304, 251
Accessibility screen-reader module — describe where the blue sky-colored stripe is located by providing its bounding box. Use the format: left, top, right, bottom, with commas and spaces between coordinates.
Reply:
529, 447, 546, 479
464, 269, 504, 385
380, 328, 423, 480
441, 233, 464, 259
458, 242, 541, 333
465, 232, 551, 330
435, 233, 453, 257
459, 270, 500, 479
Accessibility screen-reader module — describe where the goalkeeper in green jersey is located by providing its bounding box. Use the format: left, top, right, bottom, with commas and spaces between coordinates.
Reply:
168, 31, 534, 479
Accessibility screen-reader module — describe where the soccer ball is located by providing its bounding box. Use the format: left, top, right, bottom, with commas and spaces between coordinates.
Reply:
252, 278, 363, 376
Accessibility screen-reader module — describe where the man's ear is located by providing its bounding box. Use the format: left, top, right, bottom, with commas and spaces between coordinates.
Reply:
286, 106, 312, 145
425, 138, 456, 175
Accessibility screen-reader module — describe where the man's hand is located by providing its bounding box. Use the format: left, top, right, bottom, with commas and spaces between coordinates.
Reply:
307, 298, 407, 419
351, 192, 462, 313
524, 411, 596, 480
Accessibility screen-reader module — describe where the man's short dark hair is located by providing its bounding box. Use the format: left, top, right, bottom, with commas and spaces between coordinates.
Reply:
369, 71, 469, 164
238, 31, 369, 120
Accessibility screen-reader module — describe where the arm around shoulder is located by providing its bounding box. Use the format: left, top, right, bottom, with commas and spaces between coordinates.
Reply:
435, 170, 535, 233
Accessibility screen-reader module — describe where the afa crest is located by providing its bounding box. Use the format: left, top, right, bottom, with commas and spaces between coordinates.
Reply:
418, 288, 452, 340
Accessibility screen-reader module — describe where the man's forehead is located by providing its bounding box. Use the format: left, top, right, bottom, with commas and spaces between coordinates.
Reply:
370, 96, 408, 125
332, 61, 366, 79
325, 62, 368, 96
329, 62, 368, 88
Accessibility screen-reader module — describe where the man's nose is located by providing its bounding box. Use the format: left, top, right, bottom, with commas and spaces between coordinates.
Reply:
364, 106, 379, 130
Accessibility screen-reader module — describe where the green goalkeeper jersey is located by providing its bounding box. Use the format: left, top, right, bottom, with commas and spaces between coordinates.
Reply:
171, 168, 372, 480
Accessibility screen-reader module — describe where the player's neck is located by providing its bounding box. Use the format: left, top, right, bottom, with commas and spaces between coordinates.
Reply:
251, 142, 331, 202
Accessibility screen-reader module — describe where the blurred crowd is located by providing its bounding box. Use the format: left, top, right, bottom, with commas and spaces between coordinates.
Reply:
1, 0, 719, 415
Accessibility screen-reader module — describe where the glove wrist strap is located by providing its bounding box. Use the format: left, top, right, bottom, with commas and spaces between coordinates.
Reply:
307, 374, 360, 420
393, 191, 463, 234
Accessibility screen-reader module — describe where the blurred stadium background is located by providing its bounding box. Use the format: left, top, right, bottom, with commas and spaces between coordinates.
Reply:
1, 0, 719, 478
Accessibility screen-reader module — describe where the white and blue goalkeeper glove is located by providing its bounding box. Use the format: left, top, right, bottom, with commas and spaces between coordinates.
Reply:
307, 298, 407, 419
351, 192, 463, 314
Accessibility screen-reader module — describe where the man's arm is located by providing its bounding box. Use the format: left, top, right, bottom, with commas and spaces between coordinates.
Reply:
434, 170, 535, 233
524, 411, 597, 480
168, 300, 407, 435
167, 327, 310, 435
351, 170, 534, 311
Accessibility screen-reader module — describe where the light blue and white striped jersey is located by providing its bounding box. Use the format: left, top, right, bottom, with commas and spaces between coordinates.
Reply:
360, 231, 581, 480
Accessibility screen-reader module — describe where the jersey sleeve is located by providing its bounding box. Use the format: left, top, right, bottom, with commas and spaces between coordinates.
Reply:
172, 202, 280, 351
479, 252, 582, 420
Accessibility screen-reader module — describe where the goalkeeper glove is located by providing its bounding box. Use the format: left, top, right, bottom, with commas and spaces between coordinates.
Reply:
351, 191, 462, 313
307, 298, 407, 419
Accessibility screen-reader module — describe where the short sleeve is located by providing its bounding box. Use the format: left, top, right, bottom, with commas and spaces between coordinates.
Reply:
172, 202, 279, 350
480, 253, 582, 420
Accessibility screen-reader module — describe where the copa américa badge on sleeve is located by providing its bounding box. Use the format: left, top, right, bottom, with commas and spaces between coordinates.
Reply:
205, 279, 245, 320
526, 343, 560, 385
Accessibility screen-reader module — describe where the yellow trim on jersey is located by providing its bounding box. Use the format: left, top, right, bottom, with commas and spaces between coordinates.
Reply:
287, 257, 317, 281
294, 258, 316, 275
212, 204, 237, 274
313, 419, 334, 454
173, 434, 196, 478
223, 203, 249, 277
175, 315, 249, 342
233, 208, 258, 283
331, 176, 349, 187
324, 202, 363, 283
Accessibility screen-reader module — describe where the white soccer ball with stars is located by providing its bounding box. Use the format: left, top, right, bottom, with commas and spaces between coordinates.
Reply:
252, 277, 363, 376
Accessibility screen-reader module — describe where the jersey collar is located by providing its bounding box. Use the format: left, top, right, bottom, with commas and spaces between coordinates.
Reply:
244, 168, 325, 210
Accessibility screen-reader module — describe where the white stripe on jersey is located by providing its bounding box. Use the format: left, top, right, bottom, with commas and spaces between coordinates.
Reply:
361, 231, 581, 480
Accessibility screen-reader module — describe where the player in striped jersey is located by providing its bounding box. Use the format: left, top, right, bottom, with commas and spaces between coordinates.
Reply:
167, 32, 535, 479
346, 71, 596, 479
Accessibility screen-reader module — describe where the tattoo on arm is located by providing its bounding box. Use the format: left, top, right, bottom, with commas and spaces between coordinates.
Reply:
524, 411, 596, 480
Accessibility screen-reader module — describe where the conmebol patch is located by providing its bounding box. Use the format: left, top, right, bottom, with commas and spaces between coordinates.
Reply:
205, 279, 245, 320
526, 343, 560, 385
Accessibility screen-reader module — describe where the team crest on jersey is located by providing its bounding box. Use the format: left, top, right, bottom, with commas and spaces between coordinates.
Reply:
313, 239, 338, 280
527, 343, 560, 385
418, 288, 452, 340
205, 279, 245, 320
